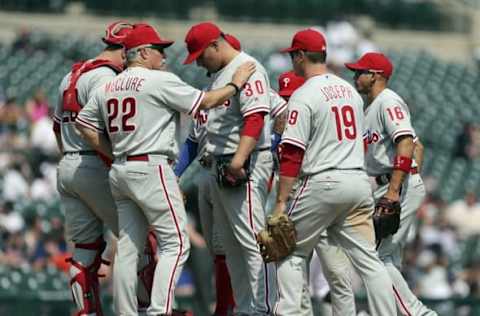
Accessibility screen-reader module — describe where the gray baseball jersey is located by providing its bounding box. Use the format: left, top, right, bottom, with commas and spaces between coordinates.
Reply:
188, 90, 286, 157
363, 88, 416, 176
77, 67, 204, 159
269, 88, 288, 119
187, 110, 210, 158
281, 73, 365, 175
206, 52, 272, 155
54, 65, 116, 152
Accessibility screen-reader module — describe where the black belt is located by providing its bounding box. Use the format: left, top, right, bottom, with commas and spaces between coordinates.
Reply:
375, 167, 418, 186
64, 151, 97, 156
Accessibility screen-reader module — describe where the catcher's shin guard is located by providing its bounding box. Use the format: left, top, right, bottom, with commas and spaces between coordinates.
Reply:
67, 237, 110, 316
138, 231, 158, 310
214, 255, 235, 316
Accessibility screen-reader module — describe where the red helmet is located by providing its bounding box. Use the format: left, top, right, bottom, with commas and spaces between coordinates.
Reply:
102, 21, 134, 46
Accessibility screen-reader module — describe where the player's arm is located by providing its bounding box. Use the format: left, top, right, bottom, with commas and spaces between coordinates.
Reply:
228, 71, 270, 176
382, 103, 416, 202
273, 100, 310, 215
75, 92, 113, 159
53, 85, 64, 152
229, 116, 264, 177
271, 111, 287, 151
413, 137, 424, 173
160, 62, 255, 117
270, 89, 288, 151
198, 61, 256, 110
384, 135, 415, 202
76, 125, 114, 160
273, 143, 305, 215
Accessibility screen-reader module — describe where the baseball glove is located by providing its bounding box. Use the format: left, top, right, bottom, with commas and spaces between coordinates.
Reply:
373, 197, 401, 240
216, 159, 249, 188
256, 213, 296, 263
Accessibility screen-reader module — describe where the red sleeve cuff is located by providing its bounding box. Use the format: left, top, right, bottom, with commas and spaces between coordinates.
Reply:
241, 112, 266, 140
279, 143, 305, 177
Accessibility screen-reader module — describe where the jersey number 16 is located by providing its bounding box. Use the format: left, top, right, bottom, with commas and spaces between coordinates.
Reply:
107, 97, 137, 133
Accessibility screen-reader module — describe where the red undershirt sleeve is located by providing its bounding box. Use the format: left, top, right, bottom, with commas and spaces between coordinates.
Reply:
279, 143, 305, 177
241, 112, 266, 140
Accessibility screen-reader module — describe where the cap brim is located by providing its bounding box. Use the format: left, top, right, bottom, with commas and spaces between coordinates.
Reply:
153, 40, 174, 48
279, 47, 298, 53
183, 49, 203, 65
278, 90, 294, 97
344, 62, 367, 71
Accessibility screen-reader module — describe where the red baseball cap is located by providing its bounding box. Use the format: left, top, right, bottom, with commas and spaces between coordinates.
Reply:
280, 29, 327, 53
224, 34, 241, 51
102, 21, 134, 46
123, 23, 174, 51
184, 22, 222, 64
278, 71, 306, 97
345, 52, 394, 78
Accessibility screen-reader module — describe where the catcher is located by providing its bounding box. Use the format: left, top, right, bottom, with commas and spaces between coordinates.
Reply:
346, 52, 437, 315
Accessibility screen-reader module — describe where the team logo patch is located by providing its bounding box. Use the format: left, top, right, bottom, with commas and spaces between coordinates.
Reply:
364, 128, 381, 145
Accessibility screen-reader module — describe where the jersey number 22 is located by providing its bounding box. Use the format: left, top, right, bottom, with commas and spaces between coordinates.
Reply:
107, 97, 136, 133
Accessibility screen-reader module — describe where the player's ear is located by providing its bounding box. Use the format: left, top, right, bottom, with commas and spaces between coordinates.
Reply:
139, 47, 149, 60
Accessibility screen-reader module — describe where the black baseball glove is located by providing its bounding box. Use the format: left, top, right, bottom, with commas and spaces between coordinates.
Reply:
373, 197, 401, 240
216, 159, 249, 188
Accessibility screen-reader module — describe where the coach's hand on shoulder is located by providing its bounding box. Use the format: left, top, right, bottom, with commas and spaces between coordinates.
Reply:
232, 61, 256, 88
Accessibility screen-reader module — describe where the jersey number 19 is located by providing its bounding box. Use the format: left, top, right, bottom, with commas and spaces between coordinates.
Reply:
331, 105, 356, 141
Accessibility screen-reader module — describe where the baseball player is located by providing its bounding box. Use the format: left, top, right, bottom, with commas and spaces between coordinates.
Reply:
346, 52, 436, 316
183, 22, 275, 316
174, 33, 241, 316
272, 28, 396, 316
76, 23, 256, 316
52, 21, 159, 316
176, 33, 289, 316
275, 70, 355, 316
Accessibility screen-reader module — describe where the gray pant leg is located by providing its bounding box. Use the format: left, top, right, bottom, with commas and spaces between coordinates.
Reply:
212, 151, 274, 316
375, 175, 437, 316
315, 235, 355, 316
113, 198, 149, 316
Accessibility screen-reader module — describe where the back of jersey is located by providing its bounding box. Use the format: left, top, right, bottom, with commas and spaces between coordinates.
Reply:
282, 73, 365, 175
54, 67, 116, 152
82, 67, 203, 159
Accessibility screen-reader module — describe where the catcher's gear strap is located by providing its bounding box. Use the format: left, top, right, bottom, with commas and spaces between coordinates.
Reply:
62, 59, 123, 113
66, 237, 109, 316
393, 155, 412, 173
138, 231, 158, 309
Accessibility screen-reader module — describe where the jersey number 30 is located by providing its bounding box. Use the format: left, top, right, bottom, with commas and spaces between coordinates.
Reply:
331, 105, 356, 141
107, 97, 136, 133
